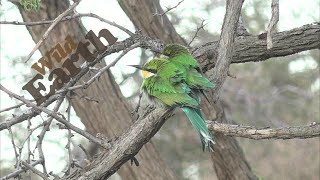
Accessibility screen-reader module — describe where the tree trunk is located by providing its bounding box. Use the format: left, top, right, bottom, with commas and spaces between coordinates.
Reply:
118, 0, 257, 179
16, 1, 176, 179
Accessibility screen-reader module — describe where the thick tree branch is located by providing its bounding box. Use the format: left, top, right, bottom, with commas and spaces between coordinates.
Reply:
194, 23, 320, 72
63, 107, 174, 180
209, 122, 320, 140
209, 0, 244, 101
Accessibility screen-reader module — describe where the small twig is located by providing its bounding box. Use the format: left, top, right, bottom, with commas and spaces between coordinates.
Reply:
65, 99, 73, 175
24, 0, 82, 63
81, 13, 134, 36
188, 19, 207, 47
153, 0, 184, 17
0, 160, 42, 180
21, 161, 49, 180
0, 100, 34, 113
79, 144, 91, 161
0, 13, 134, 36
32, 94, 66, 176
266, 0, 279, 49
55, 43, 140, 94
19, 121, 46, 154
27, 117, 32, 180
0, 85, 110, 149
7, 126, 19, 169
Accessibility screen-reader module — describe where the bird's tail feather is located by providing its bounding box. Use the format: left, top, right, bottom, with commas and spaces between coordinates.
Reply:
181, 107, 215, 151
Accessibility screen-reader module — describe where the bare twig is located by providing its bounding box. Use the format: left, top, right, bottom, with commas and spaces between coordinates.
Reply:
56, 43, 140, 94
0, 13, 134, 36
0, 100, 34, 113
80, 13, 134, 36
7, 126, 19, 168
267, 0, 279, 49
65, 99, 73, 175
19, 121, 47, 153
153, 0, 184, 17
78, 144, 91, 161
27, 117, 32, 180
23, 0, 82, 63
208, 121, 320, 140
0, 84, 110, 149
188, 19, 207, 47
0, 160, 42, 180
21, 161, 49, 180
34, 96, 65, 175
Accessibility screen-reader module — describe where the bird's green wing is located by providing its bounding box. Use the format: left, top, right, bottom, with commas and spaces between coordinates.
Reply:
186, 68, 215, 90
170, 54, 199, 69
142, 76, 199, 108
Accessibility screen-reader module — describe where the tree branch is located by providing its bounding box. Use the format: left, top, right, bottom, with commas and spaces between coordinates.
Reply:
23, 0, 82, 63
152, 0, 184, 17
0, 13, 134, 36
193, 23, 320, 71
0, 85, 109, 149
63, 107, 174, 180
208, 122, 320, 140
208, 0, 244, 101
267, 0, 279, 49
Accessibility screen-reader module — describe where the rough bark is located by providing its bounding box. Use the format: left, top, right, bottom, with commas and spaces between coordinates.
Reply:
16, 1, 176, 180
208, 121, 320, 140
194, 23, 320, 72
63, 107, 174, 180
118, 0, 258, 179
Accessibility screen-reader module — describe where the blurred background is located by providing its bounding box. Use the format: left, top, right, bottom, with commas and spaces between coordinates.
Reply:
0, 0, 319, 179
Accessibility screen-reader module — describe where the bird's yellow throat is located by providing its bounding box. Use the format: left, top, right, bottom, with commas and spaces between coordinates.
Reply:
141, 70, 154, 79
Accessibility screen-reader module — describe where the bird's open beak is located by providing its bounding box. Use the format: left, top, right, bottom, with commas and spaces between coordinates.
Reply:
127, 65, 144, 70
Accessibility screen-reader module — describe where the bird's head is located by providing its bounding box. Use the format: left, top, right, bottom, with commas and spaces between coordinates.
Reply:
128, 64, 155, 79
128, 58, 169, 79
162, 44, 189, 58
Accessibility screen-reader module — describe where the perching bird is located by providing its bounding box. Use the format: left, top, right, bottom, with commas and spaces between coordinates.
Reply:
162, 44, 214, 99
130, 58, 215, 151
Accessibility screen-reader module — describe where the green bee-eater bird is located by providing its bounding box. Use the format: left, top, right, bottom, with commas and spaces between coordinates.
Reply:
162, 44, 214, 105
130, 58, 215, 151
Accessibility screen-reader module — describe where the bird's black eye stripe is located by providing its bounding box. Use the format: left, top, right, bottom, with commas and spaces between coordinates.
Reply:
146, 69, 157, 74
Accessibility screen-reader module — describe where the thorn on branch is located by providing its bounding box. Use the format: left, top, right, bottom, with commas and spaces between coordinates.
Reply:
227, 71, 236, 79
130, 156, 139, 166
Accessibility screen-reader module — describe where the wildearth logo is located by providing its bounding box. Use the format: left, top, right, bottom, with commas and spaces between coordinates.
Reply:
22, 29, 118, 105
